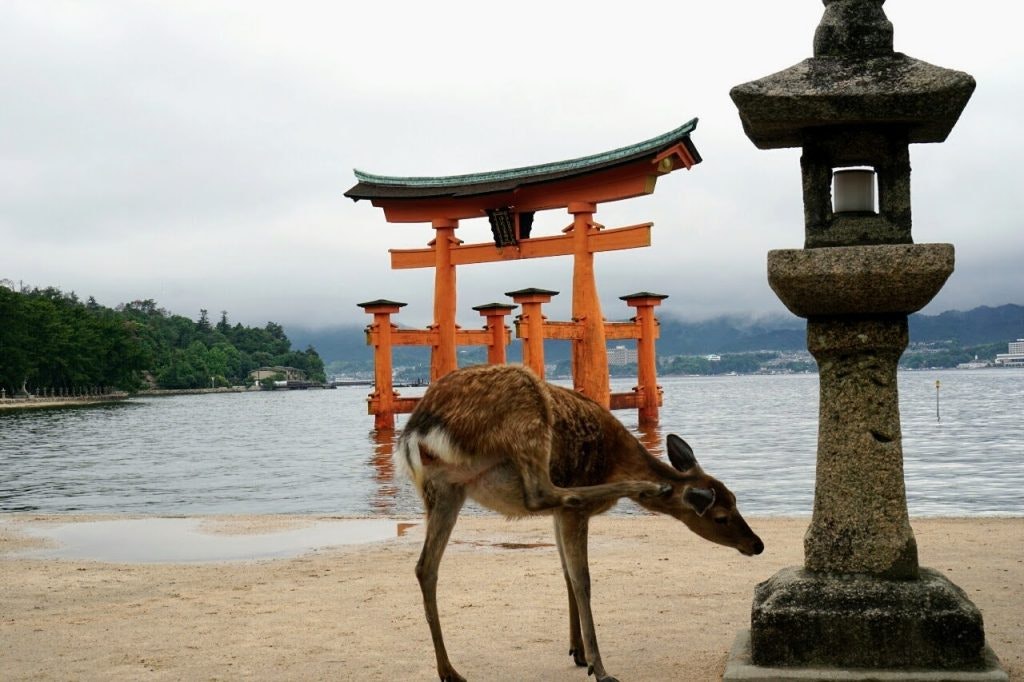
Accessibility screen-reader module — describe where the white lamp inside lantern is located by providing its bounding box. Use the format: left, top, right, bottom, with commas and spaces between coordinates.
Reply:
833, 168, 877, 213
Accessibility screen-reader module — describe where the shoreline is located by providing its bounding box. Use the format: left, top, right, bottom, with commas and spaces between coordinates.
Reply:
0, 393, 130, 411
1, 515, 1020, 681
0, 387, 268, 411
134, 386, 252, 397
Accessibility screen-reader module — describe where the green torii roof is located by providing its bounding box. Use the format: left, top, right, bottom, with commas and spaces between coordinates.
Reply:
345, 119, 700, 201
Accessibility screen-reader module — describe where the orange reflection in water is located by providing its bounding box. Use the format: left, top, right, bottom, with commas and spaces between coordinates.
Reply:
368, 428, 400, 513
634, 422, 665, 458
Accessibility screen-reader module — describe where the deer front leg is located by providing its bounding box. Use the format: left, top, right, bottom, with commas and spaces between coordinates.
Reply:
554, 510, 619, 682
554, 515, 587, 668
416, 478, 468, 682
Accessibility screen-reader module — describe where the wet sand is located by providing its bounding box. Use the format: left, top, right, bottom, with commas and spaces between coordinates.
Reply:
1, 515, 1020, 681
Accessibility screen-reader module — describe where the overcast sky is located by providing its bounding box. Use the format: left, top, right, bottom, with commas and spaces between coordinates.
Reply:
2, 1, 1020, 330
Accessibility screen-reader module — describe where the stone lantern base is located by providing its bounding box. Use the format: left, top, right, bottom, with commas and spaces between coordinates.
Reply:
725, 630, 1007, 682
739, 567, 1004, 672
725, 567, 1007, 680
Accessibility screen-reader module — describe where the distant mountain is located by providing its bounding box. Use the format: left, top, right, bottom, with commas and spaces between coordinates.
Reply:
286, 323, 371, 363
654, 303, 1023, 355
286, 304, 1023, 364
908, 304, 1023, 345
655, 315, 805, 355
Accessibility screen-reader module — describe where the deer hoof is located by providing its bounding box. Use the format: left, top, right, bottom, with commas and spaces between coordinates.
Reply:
587, 664, 620, 682
438, 668, 466, 682
569, 647, 586, 667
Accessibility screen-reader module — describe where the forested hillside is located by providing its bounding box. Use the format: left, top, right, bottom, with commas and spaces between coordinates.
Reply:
0, 286, 324, 394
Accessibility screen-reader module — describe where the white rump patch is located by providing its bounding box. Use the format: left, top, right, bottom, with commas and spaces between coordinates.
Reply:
394, 435, 421, 488
395, 427, 463, 490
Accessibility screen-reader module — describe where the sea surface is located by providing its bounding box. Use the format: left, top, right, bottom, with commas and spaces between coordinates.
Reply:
1, 370, 1020, 517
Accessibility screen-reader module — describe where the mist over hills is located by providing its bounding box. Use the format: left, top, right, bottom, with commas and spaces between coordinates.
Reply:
286, 304, 1022, 366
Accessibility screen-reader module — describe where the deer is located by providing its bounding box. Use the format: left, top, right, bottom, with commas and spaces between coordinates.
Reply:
396, 364, 763, 682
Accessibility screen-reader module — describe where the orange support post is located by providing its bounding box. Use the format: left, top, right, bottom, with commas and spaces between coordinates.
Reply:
358, 299, 406, 430
621, 292, 668, 426
472, 303, 516, 365
430, 218, 459, 381
507, 288, 557, 379
568, 202, 610, 408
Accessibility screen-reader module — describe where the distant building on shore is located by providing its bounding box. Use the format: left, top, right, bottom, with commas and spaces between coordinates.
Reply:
994, 339, 1024, 367
249, 366, 307, 383
608, 345, 638, 367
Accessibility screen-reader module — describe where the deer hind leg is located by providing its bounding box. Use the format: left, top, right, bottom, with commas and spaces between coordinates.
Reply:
513, 436, 668, 513
519, 465, 667, 512
554, 515, 587, 668
415, 476, 468, 682
504, 427, 580, 511
554, 510, 619, 682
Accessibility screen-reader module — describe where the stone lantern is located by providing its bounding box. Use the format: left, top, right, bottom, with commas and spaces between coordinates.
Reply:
727, 1, 1006, 678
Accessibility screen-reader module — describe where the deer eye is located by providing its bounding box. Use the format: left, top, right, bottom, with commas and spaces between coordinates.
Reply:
713, 516, 729, 525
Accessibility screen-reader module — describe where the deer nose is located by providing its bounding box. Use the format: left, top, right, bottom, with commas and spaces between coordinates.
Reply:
752, 539, 765, 555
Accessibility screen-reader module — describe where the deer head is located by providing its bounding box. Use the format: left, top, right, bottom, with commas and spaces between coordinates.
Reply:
644, 434, 764, 556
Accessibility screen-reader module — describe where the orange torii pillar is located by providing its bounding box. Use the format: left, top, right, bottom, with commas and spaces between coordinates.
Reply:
568, 202, 611, 407
473, 302, 517, 364
357, 299, 405, 430
507, 288, 558, 378
623, 292, 667, 426
430, 218, 460, 381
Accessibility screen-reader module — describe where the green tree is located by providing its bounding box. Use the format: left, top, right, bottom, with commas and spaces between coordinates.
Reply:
0, 286, 33, 393
1, 285, 327, 393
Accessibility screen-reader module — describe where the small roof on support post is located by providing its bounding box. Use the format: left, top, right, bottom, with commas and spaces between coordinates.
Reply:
357, 299, 407, 312
471, 302, 518, 313
620, 291, 669, 302
344, 120, 702, 222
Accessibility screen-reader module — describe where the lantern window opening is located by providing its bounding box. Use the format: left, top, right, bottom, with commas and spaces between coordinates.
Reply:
832, 166, 877, 214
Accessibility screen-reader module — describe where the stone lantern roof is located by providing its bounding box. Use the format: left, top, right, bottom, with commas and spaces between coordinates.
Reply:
730, 0, 976, 150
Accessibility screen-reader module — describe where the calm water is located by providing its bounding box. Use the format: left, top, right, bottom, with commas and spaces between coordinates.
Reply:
1, 370, 1021, 517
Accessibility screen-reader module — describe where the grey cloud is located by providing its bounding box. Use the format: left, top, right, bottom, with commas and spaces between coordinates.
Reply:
1, 2, 1018, 330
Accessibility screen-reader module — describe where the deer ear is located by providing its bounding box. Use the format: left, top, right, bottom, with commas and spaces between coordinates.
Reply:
667, 434, 699, 472
683, 487, 716, 516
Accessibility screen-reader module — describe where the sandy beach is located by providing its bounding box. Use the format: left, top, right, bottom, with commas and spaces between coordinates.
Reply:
1, 515, 1020, 681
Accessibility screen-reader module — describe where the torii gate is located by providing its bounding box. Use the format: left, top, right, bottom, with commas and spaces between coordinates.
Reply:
345, 119, 702, 423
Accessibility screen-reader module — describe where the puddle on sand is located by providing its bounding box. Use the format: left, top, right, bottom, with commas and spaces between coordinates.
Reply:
5, 517, 418, 564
